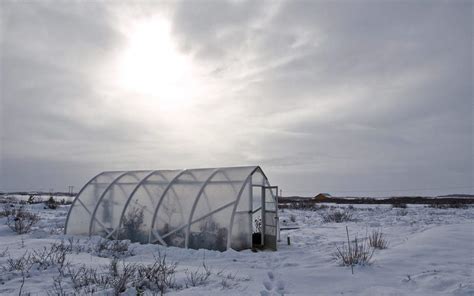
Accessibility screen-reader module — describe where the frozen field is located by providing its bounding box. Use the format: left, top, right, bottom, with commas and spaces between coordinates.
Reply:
0, 201, 472, 295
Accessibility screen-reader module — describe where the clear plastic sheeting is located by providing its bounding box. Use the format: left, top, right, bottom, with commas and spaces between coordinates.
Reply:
65, 166, 278, 251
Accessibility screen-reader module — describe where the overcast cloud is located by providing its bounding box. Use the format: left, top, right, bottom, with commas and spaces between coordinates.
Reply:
1, 0, 472, 196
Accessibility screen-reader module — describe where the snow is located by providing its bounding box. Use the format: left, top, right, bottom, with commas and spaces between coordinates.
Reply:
0, 194, 75, 203
0, 200, 472, 295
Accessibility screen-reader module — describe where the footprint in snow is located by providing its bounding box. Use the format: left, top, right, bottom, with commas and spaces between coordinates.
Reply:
260, 271, 286, 296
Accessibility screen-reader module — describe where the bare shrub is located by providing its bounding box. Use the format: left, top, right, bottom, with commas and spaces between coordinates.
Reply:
334, 228, 374, 268
3, 251, 33, 273
2, 244, 185, 295
312, 204, 328, 211
94, 239, 134, 258
0, 204, 16, 217
27, 195, 38, 204
368, 229, 389, 249
216, 270, 241, 290
2, 242, 70, 275
19, 268, 28, 296
289, 214, 296, 223
0, 245, 47, 294
1, 241, 136, 294
0, 247, 9, 257
322, 210, 353, 223
392, 203, 407, 209
59, 198, 73, 205
288, 201, 314, 210
6, 207, 40, 234
136, 252, 178, 295
47, 238, 84, 255
44, 196, 58, 210
66, 264, 110, 294
220, 278, 234, 289
184, 261, 211, 287
65, 254, 178, 295
109, 259, 137, 295
49, 273, 67, 296
429, 203, 468, 209
121, 207, 145, 242
65, 237, 85, 254
47, 220, 65, 235
66, 260, 134, 294
396, 209, 408, 216
30, 243, 68, 270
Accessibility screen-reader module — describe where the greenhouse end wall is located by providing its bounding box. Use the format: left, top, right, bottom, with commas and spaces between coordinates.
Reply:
65, 166, 278, 251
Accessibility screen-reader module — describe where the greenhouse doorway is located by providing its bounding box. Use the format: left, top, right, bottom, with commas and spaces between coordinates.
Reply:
252, 185, 278, 250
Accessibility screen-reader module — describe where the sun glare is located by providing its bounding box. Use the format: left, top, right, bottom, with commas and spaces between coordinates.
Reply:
117, 18, 196, 110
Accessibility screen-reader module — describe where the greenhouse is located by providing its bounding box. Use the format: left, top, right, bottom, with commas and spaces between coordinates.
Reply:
65, 166, 279, 251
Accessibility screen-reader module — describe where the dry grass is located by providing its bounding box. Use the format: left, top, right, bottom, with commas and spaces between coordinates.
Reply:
184, 262, 211, 288
368, 229, 389, 249
334, 227, 374, 268
429, 203, 469, 209
0, 204, 16, 217
323, 210, 354, 223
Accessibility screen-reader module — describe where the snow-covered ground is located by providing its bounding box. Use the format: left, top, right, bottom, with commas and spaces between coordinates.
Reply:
0, 194, 75, 203
0, 202, 472, 295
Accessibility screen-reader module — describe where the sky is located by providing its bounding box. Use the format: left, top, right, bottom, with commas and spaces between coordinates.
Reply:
0, 0, 472, 197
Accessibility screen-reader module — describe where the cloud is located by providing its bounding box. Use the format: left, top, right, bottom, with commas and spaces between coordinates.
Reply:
1, 0, 472, 196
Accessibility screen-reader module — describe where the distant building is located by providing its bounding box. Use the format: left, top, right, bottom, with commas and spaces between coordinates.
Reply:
313, 193, 331, 201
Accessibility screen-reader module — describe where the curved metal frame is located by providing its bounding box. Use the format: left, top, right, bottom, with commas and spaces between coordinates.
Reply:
64, 171, 107, 234
120, 172, 163, 228
152, 168, 236, 248
112, 170, 184, 242
106, 170, 161, 239
148, 169, 194, 243
185, 168, 221, 248
88, 171, 136, 236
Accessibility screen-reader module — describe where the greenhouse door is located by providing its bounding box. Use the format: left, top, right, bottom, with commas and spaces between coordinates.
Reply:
262, 186, 278, 251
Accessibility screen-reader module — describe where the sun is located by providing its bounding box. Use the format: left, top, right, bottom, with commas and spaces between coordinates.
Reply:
117, 18, 196, 110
